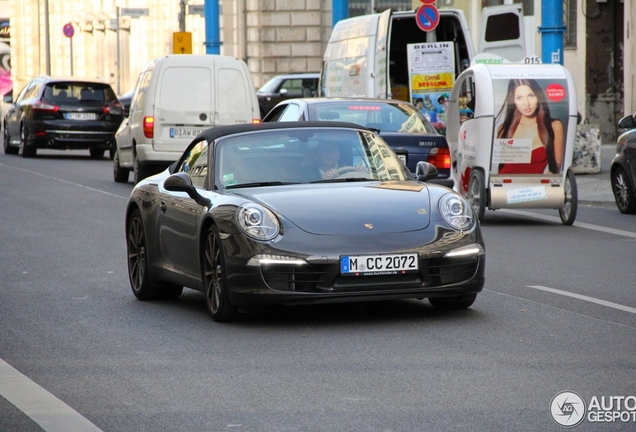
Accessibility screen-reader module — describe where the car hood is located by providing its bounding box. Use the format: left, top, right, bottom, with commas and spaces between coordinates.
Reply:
235, 182, 432, 235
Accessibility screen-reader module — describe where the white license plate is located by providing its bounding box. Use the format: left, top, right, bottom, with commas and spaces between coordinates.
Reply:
340, 253, 418, 276
397, 154, 407, 165
170, 128, 202, 138
65, 112, 97, 120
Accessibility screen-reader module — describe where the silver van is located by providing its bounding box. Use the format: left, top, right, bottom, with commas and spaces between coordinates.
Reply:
114, 54, 260, 183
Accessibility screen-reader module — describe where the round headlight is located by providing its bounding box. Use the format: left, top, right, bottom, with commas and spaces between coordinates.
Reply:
236, 203, 280, 240
439, 193, 474, 230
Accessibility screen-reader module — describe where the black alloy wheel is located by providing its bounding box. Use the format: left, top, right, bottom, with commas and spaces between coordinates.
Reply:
612, 167, 636, 214
203, 225, 238, 322
127, 209, 182, 300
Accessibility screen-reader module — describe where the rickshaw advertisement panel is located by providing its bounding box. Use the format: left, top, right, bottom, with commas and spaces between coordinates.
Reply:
491, 67, 570, 176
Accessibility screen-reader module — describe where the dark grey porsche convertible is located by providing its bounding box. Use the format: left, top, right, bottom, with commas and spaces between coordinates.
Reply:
125, 122, 485, 321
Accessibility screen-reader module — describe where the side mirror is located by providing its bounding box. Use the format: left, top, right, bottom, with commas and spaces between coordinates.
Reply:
164, 172, 211, 207
279, 88, 288, 96
3, 93, 12, 104
415, 161, 439, 182
618, 115, 636, 130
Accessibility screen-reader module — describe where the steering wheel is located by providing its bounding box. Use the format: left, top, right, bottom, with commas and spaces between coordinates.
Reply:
334, 165, 369, 179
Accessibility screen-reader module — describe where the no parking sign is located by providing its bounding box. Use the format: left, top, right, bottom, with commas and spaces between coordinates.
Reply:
63, 22, 74, 38
416, 0, 440, 32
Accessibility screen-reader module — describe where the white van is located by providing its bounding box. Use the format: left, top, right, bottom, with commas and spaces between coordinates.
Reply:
114, 54, 260, 183
319, 6, 526, 131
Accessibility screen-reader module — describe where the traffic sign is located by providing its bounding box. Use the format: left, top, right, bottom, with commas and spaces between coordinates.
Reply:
173, 32, 192, 54
63, 23, 74, 38
416, 4, 440, 32
121, 8, 149, 18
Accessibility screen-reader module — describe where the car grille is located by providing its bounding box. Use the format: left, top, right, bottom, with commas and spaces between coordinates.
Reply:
260, 255, 480, 292
261, 265, 328, 291
426, 256, 480, 285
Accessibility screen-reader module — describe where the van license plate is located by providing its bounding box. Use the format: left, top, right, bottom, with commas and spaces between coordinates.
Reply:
170, 128, 201, 138
340, 253, 418, 276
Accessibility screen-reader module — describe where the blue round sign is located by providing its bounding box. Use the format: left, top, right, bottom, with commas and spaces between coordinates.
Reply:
63, 23, 74, 38
416, 5, 440, 32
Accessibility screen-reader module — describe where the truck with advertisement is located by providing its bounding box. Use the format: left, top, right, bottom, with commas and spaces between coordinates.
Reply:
319, 5, 527, 135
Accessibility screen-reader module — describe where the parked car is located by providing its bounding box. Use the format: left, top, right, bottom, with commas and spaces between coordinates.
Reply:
114, 54, 260, 184
262, 97, 452, 184
125, 121, 485, 322
611, 113, 636, 213
2, 76, 124, 158
118, 89, 134, 116
257, 73, 319, 118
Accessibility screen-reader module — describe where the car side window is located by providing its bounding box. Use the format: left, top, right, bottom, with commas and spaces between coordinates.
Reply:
132, 70, 153, 112
277, 103, 302, 122
177, 141, 209, 189
280, 79, 303, 95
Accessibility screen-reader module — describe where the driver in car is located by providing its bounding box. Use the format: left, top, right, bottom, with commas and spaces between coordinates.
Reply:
315, 141, 368, 180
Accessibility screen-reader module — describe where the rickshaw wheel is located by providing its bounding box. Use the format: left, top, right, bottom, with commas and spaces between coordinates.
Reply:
468, 170, 486, 221
559, 170, 578, 225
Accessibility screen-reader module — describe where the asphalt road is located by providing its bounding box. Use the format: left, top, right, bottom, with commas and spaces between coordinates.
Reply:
1, 149, 634, 432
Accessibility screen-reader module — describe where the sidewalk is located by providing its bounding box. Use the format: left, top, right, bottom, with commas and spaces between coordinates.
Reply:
574, 143, 615, 207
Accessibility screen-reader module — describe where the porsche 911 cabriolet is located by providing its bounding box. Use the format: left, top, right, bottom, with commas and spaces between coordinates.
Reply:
125, 122, 485, 321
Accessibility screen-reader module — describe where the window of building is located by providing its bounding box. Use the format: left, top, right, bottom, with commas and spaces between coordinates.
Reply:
564, 0, 577, 48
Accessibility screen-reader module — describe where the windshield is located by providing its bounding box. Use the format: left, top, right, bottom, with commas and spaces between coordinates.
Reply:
257, 77, 284, 93
307, 102, 438, 134
215, 128, 414, 189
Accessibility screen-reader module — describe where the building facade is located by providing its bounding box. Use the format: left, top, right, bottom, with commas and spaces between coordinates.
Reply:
1, 0, 632, 142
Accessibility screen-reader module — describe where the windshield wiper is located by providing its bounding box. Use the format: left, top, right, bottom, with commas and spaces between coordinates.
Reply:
310, 177, 374, 184
225, 181, 299, 189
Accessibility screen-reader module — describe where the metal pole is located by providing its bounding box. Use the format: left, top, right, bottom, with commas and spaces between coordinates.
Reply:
70, 38, 73, 76
332, 0, 349, 27
44, 0, 51, 75
538, 0, 565, 64
204, 0, 221, 54
180, 0, 187, 32
116, 7, 121, 94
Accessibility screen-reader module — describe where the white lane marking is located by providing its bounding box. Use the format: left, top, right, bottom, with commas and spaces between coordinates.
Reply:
500, 209, 636, 239
0, 162, 127, 199
0, 358, 103, 432
527, 285, 636, 314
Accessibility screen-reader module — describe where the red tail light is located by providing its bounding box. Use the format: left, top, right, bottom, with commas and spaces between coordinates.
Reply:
32, 100, 59, 113
104, 101, 123, 115
143, 116, 154, 138
427, 147, 451, 169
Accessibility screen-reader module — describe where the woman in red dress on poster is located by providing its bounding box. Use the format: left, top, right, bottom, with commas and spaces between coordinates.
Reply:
496, 78, 564, 174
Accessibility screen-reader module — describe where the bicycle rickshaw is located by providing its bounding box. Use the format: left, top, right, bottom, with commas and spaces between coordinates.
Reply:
446, 61, 578, 225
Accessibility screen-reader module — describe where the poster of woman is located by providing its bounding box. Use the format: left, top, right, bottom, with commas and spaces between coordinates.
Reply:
492, 77, 569, 175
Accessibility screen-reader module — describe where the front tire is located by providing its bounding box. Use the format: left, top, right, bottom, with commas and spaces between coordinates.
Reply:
89, 148, 105, 159
3, 124, 18, 155
133, 151, 152, 184
127, 209, 183, 300
113, 148, 130, 183
559, 170, 578, 225
429, 293, 477, 310
612, 167, 636, 214
203, 225, 238, 322
468, 170, 486, 221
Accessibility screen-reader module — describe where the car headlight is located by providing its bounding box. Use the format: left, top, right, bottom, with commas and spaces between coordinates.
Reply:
439, 193, 474, 230
236, 203, 280, 240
